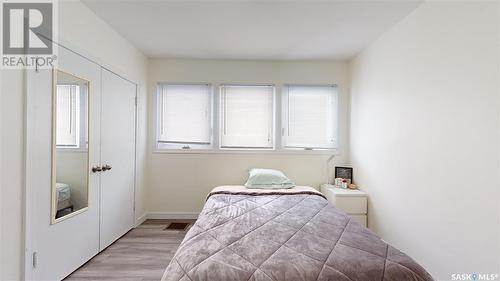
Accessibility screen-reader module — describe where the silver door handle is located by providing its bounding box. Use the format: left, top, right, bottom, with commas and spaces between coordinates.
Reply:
102, 164, 112, 171
92, 165, 102, 173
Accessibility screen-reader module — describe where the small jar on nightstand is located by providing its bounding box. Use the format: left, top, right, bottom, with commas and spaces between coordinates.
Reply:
320, 184, 368, 227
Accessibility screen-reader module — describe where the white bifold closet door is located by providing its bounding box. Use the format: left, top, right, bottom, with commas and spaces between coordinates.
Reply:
27, 48, 136, 280
99, 68, 136, 250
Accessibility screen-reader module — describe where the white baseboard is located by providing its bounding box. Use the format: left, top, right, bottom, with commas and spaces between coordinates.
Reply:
146, 212, 199, 220
135, 213, 148, 226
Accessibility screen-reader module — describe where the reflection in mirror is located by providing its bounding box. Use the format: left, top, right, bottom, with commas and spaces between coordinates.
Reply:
52, 70, 90, 223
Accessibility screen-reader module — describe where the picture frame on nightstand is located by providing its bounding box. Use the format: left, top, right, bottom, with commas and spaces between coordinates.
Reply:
335, 166, 353, 182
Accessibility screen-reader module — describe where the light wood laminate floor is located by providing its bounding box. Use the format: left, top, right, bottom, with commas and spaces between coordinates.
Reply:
65, 219, 195, 281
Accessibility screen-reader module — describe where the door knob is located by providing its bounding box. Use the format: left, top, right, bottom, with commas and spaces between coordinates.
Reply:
102, 164, 112, 171
92, 165, 102, 173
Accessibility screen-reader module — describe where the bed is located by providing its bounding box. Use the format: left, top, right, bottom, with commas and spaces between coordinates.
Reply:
162, 185, 433, 281
56, 182, 72, 212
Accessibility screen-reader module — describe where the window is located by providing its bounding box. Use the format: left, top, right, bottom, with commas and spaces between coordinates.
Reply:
154, 82, 339, 153
56, 84, 80, 147
283, 85, 338, 149
157, 83, 212, 149
220, 85, 274, 149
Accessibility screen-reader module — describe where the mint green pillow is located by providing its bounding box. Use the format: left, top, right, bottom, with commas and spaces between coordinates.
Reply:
244, 168, 295, 189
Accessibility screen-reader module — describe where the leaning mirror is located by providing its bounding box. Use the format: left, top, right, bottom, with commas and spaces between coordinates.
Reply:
51, 69, 90, 223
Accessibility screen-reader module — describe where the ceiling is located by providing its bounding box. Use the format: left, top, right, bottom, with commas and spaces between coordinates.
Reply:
82, 0, 422, 60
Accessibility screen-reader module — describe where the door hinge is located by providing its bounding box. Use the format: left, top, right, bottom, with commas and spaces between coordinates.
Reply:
32, 251, 38, 268
134, 96, 137, 106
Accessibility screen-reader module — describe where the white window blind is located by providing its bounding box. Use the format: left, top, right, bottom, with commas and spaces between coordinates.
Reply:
284, 85, 338, 149
220, 85, 274, 149
157, 84, 212, 146
56, 84, 80, 147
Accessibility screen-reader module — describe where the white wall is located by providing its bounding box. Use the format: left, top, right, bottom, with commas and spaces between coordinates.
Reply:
0, 1, 148, 280
147, 59, 349, 215
0, 69, 25, 281
350, 2, 499, 279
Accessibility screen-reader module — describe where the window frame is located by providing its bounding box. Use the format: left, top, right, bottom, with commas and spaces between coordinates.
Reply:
155, 82, 214, 150
219, 84, 276, 150
281, 84, 339, 151
153, 82, 339, 155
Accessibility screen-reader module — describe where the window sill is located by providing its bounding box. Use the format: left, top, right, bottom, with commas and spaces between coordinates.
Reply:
152, 148, 338, 155
56, 148, 88, 153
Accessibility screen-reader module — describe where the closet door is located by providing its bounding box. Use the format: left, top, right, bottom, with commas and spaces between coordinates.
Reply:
99, 68, 136, 250
27, 46, 101, 280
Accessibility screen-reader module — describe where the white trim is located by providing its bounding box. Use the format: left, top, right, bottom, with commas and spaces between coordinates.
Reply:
135, 213, 148, 227
147, 212, 200, 220
152, 148, 338, 155
134, 212, 201, 227
133, 84, 139, 230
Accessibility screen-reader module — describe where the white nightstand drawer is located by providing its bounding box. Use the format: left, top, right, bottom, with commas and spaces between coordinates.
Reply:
349, 214, 367, 227
334, 196, 367, 214
320, 184, 369, 228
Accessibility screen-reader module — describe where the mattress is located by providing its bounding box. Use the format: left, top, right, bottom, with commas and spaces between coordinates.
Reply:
162, 185, 433, 281
56, 183, 72, 210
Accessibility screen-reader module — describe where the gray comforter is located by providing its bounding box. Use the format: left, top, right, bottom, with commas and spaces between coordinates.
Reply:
162, 188, 433, 281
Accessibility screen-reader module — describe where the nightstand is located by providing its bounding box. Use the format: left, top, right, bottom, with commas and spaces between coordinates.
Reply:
320, 184, 368, 227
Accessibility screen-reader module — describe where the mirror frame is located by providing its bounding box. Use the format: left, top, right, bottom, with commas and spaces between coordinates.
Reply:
51, 68, 92, 224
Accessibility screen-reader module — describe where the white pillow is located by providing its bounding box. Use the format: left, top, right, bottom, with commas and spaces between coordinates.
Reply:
244, 168, 295, 189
